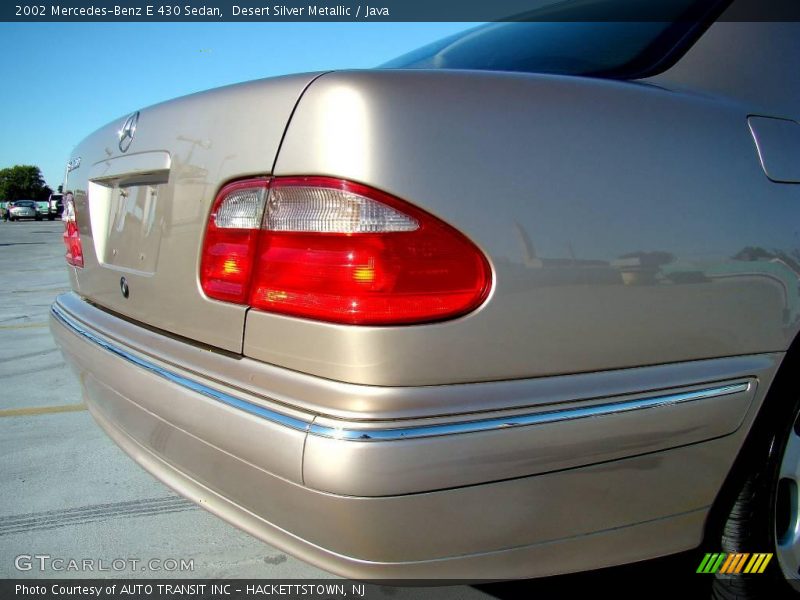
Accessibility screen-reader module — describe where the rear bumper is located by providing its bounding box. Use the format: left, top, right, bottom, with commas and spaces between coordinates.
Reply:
50, 292, 780, 579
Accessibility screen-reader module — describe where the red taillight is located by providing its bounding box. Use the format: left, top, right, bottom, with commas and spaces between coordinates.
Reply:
200, 177, 491, 325
200, 178, 268, 304
62, 194, 83, 268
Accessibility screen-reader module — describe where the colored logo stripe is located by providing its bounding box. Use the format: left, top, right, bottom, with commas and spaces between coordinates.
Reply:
697, 554, 726, 574
745, 553, 773, 574
697, 553, 773, 574
721, 553, 749, 574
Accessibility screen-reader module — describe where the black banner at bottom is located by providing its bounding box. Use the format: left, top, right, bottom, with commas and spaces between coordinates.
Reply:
5, 581, 407, 600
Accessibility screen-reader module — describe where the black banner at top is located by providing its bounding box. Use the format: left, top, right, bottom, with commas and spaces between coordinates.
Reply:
3, 0, 800, 22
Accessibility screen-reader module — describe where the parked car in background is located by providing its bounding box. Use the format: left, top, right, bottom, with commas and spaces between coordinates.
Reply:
8, 200, 38, 221
35, 200, 49, 220
47, 193, 63, 220
49, 1, 800, 597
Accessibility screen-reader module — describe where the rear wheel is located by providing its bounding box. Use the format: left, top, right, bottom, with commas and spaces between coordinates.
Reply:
712, 398, 800, 599
776, 410, 800, 590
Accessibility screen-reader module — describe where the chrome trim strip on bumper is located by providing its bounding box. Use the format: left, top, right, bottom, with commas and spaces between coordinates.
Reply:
309, 382, 750, 441
52, 302, 751, 443
51, 304, 311, 434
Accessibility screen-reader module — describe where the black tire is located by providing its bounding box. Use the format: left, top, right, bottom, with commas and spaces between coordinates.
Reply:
711, 397, 800, 599
47, 215, 54, 221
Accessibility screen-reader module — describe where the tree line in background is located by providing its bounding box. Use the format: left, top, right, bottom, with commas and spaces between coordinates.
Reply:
0, 165, 53, 201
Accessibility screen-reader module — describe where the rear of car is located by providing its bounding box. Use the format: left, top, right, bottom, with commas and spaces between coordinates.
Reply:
50, 0, 800, 590
9, 200, 37, 221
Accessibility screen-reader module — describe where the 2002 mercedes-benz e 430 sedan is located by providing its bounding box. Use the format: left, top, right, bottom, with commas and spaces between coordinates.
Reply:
50, 0, 800, 594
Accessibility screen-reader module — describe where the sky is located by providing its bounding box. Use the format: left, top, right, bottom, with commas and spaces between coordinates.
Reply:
0, 22, 472, 190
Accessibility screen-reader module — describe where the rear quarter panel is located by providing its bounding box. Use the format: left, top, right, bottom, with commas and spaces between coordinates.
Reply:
243, 69, 800, 386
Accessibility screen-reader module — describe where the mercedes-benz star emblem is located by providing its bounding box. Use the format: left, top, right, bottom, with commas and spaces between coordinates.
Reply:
120, 277, 130, 299
118, 112, 139, 153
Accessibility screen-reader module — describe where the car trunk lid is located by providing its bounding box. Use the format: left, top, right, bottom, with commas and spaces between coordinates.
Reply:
64, 73, 321, 352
